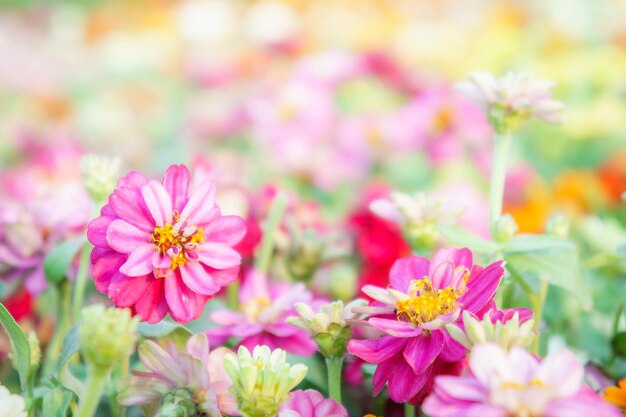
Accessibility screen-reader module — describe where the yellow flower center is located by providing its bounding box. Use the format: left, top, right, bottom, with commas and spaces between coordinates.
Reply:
432, 106, 454, 133
395, 277, 460, 326
241, 297, 271, 322
151, 223, 204, 271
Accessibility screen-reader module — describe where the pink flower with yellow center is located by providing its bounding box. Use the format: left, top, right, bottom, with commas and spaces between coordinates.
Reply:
423, 343, 621, 417
347, 247, 504, 405
87, 164, 246, 324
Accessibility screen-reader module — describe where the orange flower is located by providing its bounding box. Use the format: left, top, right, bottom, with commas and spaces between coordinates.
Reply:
604, 378, 626, 416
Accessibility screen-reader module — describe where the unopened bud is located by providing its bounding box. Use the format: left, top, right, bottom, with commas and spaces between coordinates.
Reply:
493, 214, 518, 243
81, 154, 121, 202
546, 213, 570, 238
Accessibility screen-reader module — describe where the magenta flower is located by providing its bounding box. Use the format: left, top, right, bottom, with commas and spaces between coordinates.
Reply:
87, 164, 246, 324
206, 270, 321, 356
423, 343, 621, 417
278, 390, 348, 417
347, 247, 504, 404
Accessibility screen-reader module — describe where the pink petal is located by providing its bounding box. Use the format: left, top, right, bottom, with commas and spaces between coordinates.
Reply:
347, 335, 407, 364
432, 375, 488, 402
108, 273, 151, 308
185, 333, 210, 363
106, 220, 150, 254
109, 186, 154, 232
458, 261, 504, 313
239, 269, 270, 302
179, 262, 221, 296
210, 310, 245, 326
141, 181, 173, 227
204, 215, 247, 246
430, 261, 454, 290
367, 317, 422, 337
138, 340, 186, 383
536, 348, 583, 397
203, 266, 240, 287
119, 244, 157, 277
87, 216, 112, 248
387, 355, 430, 403
134, 279, 168, 324
430, 247, 473, 273
91, 248, 125, 292
389, 256, 430, 292
165, 274, 199, 323
403, 331, 444, 375
162, 164, 190, 212
179, 180, 217, 226
439, 331, 468, 362
198, 242, 241, 269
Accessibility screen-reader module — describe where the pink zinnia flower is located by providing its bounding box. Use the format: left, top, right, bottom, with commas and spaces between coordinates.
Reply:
118, 333, 237, 416
278, 390, 348, 417
423, 343, 621, 417
87, 164, 246, 324
206, 270, 321, 356
347, 247, 504, 404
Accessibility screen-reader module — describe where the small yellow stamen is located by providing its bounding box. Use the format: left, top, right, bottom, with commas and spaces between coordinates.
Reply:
395, 277, 459, 326
151, 223, 204, 271
241, 297, 271, 322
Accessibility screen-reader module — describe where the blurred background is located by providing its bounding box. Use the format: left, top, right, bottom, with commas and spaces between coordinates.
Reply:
0, 0, 625, 378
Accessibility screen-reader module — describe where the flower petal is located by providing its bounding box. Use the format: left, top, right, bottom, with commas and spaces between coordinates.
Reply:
403, 330, 444, 375
198, 242, 241, 269
106, 220, 150, 254
119, 244, 157, 277
204, 215, 247, 246
367, 317, 421, 337
389, 256, 430, 292
165, 274, 199, 323
179, 180, 217, 226
347, 335, 407, 364
459, 261, 504, 313
162, 164, 191, 212
179, 262, 221, 296
141, 181, 173, 227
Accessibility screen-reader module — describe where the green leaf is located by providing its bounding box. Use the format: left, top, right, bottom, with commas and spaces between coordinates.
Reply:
436, 224, 500, 253
58, 325, 80, 371
42, 387, 74, 417
612, 331, 626, 358
504, 235, 592, 310
0, 303, 31, 390
44, 237, 85, 284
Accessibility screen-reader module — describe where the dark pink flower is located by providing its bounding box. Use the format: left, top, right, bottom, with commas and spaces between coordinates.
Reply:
206, 270, 321, 356
87, 164, 246, 324
347, 247, 504, 404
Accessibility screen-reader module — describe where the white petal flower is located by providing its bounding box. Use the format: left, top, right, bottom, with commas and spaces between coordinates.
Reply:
457, 71, 565, 132
0, 386, 26, 417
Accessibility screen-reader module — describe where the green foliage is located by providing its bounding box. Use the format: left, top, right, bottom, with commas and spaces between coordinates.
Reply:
0, 302, 31, 390
44, 237, 85, 284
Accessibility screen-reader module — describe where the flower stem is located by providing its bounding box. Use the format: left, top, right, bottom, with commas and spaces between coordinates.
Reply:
42, 281, 72, 375
256, 192, 287, 276
325, 356, 343, 403
530, 280, 549, 354
488, 132, 513, 238
77, 365, 110, 417
115, 353, 130, 417
404, 403, 415, 417
71, 241, 92, 322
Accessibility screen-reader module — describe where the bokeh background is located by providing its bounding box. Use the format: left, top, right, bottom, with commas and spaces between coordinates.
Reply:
0, 0, 625, 381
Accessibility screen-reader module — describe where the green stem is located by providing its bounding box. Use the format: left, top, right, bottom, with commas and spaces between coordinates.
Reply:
42, 281, 72, 375
325, 356, 343, 403
488, 132, 513, 238
404, 403, 415, 417
77, 365, 110, 417
227, 281, 239, 310
71, 242, 92, 322
255, 192, 287, 276
531, 280, 549, 354
115, 353, 130, 417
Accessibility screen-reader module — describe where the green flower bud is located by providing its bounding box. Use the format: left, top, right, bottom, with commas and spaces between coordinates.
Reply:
493, 214, 518, 244
225, 345, 307, 417
446, 311, 536, 352
287, 299, 367, 358
156, 389, 198, 417
79, 305, 138, 369
546, 213, 570, 239
81, 154, 120, 202
28, 332, 41, 372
